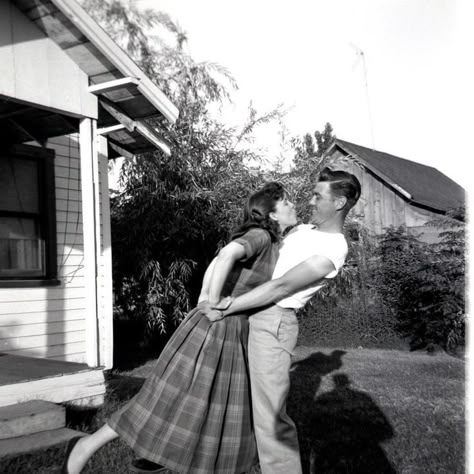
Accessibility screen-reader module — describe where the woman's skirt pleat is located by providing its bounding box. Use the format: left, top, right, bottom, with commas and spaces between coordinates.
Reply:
108, 308, 256, 474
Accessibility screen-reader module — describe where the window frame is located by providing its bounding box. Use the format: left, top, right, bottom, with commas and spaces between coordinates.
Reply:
0, 144, 59, 287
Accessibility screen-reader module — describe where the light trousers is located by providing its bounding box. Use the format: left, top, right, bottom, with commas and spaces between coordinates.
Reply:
248, 305, 302, 474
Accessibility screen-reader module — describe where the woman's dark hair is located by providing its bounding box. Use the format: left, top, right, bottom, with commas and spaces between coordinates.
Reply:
231, 182, 286, 242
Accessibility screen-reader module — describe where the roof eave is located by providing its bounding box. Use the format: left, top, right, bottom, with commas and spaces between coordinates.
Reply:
332, 141, 454, 212
50, 0, 179, 124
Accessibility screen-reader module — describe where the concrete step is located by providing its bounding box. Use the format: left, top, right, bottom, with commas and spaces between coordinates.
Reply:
0, 427, 85, 458
0, 400, 65, 440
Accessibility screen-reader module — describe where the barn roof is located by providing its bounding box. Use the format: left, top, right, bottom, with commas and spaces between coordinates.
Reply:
329, 139, 465, 212
9, 0, 178, 157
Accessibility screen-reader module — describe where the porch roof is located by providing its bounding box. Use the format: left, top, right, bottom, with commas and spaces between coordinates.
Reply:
10, 0, 179, 157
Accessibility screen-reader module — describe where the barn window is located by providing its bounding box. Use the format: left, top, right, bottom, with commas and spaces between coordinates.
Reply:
0, 145, 58, 285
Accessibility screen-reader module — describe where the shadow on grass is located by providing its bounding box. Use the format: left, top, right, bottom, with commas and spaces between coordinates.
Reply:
288, 351, 396, 473
113, 319, 172, 371
105, 374, 146, 403
65, 405, 99, 432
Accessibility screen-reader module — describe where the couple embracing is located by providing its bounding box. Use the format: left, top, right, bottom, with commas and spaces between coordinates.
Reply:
63, 167, 361, 474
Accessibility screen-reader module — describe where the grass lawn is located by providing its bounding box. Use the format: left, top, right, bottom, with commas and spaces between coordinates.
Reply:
2, 346, 464, 474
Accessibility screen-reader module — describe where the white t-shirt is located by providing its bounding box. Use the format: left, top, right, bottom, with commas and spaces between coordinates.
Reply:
273, 224, 348, 309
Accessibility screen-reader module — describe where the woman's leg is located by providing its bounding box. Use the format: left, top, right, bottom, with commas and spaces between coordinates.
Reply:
66, 423, 118, 474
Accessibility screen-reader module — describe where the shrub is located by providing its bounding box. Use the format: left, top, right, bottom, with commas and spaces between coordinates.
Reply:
298, 221, 404, 349
298, 212, 465, 353
372, 214, 465, 352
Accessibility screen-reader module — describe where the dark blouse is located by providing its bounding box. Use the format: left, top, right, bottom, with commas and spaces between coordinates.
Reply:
220, 228, 279, 299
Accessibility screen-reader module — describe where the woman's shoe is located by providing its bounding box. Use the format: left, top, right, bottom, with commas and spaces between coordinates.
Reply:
130, 458, 167, 473
60, 435, 82, 474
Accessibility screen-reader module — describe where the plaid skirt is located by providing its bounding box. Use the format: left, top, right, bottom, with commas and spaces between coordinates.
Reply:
108, 307, 257, 474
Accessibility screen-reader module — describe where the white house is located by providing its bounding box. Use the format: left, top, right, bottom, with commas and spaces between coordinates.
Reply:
0, 0, 178, 407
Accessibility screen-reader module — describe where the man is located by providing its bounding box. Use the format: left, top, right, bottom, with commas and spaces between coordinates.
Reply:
205, 167, 361, 474
131, 167, 361, 474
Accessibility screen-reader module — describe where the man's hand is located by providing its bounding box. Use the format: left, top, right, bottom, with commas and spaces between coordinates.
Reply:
205, 309, 225, 322
199, 299, 226, 322
212, 296, 234, 311
197, 296, 234, 323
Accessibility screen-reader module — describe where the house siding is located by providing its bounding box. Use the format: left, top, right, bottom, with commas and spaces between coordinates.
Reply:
0, 133, 112, 365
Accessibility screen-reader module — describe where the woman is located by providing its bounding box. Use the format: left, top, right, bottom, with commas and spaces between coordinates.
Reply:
63, 182, 297, 474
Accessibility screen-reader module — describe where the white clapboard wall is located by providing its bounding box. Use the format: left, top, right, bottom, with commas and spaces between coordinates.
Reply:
0, 134, 113, 367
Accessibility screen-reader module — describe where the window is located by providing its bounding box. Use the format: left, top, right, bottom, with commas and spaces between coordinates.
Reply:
0, 145, 57, 283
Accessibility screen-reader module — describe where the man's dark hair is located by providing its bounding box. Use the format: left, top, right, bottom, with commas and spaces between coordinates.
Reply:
318, 167, 361, 212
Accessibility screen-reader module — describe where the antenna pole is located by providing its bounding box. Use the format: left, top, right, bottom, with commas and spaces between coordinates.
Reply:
351, 43, 375, 149
360, 51, 375, 149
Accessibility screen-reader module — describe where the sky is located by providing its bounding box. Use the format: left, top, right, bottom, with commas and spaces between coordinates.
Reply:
135, 0, 472, 192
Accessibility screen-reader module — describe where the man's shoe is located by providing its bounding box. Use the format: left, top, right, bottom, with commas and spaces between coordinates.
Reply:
130, 458, 167, 473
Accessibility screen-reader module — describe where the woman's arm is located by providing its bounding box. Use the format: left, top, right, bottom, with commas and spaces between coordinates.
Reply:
198, 257, 217, 303
199, 241, 247, 307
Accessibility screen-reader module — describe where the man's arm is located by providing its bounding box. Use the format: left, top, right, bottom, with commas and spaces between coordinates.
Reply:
219, 255, 335, 316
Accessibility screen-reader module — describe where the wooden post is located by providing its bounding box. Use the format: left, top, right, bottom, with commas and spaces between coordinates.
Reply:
79, 118, 99, 367
97, 134, 113, 369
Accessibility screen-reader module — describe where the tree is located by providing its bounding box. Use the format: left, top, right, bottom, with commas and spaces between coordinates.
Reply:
81, 0, 285, 336
314, 122, 336, 157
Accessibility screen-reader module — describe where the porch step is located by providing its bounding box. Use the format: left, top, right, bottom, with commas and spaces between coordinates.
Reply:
0, 359, 105, 408
0, 400, 65, 440
0, 427, 85, 458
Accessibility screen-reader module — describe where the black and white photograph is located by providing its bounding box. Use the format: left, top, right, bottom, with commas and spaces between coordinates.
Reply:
0, 0, 469, 473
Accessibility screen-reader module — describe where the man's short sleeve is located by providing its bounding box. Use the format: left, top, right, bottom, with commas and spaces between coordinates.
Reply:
233, 228, 271, 261
322, 238, 348, 279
